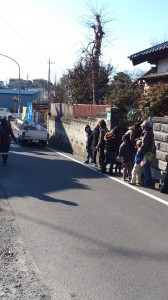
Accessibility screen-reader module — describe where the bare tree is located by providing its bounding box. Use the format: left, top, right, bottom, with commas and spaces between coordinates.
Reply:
79, 1, 116, 104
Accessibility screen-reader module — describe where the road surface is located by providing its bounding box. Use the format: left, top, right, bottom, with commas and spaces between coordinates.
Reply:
1, 133, 168, 300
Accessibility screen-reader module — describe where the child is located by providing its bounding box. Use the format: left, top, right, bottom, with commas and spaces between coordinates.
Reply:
119, 133, 136, 181
130, 140, 143, 185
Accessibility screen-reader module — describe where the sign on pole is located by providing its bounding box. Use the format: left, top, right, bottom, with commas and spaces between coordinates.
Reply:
27, 102, 33, 122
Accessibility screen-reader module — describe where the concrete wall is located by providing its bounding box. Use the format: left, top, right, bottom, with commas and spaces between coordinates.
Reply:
48, 117, 99, 156
48, 116, 168, 182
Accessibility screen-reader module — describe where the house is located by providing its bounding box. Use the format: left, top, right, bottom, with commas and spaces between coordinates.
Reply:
128, 41, 168, 90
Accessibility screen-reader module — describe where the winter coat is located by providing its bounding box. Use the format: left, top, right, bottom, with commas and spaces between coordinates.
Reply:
92, 125, 99, 148
119, 140, 136, 163
97, 127, 108, 150
85, 130, 93, 151
0, 120, 17, 153
138, 128, 156, 155
104, 130, 119, 153
134, 152, 143, 164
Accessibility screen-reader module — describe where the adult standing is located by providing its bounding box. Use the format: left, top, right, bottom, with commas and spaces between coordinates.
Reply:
83, 125, 93, 164
101, 126, 120, 175
0, 116, 17, 166
96, 119, 108, 168
119, 133, 136, 181
92, 124, 100, 167
126, 122, 142, 145
138, 121, 156, 188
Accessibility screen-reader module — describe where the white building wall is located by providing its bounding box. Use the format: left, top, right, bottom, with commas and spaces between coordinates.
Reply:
157, 58, 168, 73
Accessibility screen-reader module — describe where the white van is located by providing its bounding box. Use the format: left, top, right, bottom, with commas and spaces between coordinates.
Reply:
0, 108, 10, 118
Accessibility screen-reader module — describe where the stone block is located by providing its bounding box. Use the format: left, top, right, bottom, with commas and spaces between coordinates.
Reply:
156, 150, 168, 161
152, 117, 168, 124
161, 124, 168, 133
158, 160, 168, 171
159, 142, 168, 153
153, 123, 161, 131
154, 132, 168, 142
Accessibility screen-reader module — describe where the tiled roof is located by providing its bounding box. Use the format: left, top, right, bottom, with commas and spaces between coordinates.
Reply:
128, 41, 168, 65
140, 72, 168, 80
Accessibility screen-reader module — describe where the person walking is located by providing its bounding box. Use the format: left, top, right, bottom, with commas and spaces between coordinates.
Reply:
137, 121, 156, 188
130, 140, 143, 185
0, 116, 17, 166
118, 133, 136, 181
83, 125, 93, 164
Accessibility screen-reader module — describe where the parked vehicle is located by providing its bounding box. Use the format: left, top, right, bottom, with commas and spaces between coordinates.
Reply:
18, 121, 49, 147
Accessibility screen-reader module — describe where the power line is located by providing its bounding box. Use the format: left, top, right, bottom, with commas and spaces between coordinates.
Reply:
0, 16, 48, 59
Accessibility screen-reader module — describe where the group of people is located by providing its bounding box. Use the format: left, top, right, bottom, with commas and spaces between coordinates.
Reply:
0, 114, 17, 166
84, 118, 168, 193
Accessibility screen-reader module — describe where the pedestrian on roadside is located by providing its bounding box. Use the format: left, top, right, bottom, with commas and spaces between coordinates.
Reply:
137, 121, 156, 188
92, 124, 100, 167
126, 121, 142, 145
114, 126, 123, 175
118, 133, 136, 181
95, 119, 108, 168
0, 116, 17, 166
101, 126, 120, 175
83, 125, 93, 164
130, 139, 143, 185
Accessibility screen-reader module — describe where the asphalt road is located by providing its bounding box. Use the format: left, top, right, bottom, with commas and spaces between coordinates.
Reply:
1, 135, 168, 300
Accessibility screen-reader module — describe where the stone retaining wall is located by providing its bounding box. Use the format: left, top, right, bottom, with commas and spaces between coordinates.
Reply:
151, 116, 168, 181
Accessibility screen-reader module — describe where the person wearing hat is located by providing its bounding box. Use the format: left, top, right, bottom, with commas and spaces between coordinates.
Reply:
137, 120, 156, 188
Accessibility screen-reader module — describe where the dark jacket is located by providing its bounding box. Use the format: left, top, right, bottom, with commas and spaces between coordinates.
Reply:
85, 130, 93, 151
0, 118, 17, 152
92, 125, 99, 148
104, 130, 119, 153
97, 127, 108, 149
119, 139, 136, 163
139, 128, 156, 155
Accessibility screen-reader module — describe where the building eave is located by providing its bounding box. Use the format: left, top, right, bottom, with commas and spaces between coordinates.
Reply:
128, 41, 168, 66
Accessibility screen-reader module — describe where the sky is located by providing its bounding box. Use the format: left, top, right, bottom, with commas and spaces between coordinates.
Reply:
0, 0, 167, 84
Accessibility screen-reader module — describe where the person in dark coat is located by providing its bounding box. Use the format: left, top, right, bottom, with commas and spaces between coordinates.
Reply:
126, 122, 142, 145
101, 126, 119, 175
0, 117, 17, 166
95, 119, 108, 168
92, 124, 100, 167
83, 125, 93, 164
119, 133, 136, 181
137, 121, 156, 188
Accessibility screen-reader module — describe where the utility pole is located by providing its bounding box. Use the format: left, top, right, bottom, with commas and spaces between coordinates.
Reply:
47, 58, 55, 100
26, 74, 29, 90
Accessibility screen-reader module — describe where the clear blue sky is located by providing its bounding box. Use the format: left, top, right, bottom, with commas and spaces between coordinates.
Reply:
0, 0, 167, 83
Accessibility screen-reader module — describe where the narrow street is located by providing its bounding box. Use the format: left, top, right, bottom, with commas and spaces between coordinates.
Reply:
0, 133, 168, 300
